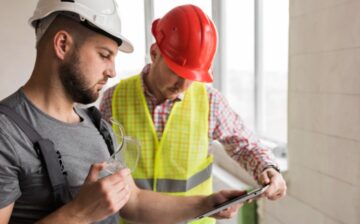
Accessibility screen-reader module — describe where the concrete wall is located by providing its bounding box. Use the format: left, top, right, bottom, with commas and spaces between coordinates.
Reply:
0, 1, 37, 100
259, 1, 360, 224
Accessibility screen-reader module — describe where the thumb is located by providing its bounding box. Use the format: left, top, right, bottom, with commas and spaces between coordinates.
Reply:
84, 163, 106, 183
260, 171, 270, 185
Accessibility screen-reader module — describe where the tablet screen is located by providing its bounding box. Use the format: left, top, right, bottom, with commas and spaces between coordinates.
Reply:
194, 185, 269, 220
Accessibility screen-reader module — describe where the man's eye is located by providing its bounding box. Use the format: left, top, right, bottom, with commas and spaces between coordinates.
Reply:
100, 53, 110, 59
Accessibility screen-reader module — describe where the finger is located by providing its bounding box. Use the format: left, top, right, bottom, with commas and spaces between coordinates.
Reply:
266, 184, 286, 200
227, 207, 239, 218
264, 176, 281, 196
85, 162, 107, 183
107, 170, 132, 196
116, 168, 131, 177
228, 204, 241, 213
268, 187, 286, 200
214, 208, 237, 219
96, 180, 130, 213
114, 180, 129, 194
260, 172, 271, 185
212, 203, 241, 219
268, 193, 282, 200
111, 168, 131, 180
117, 184, 131, 205
116, 192, 130, 210
265, 185, 280, 199
102, 168, 131, 184
264, 184, 275, 197
260, 171, 287, 200
100, 185, 131, 216
111, 184, 131, 211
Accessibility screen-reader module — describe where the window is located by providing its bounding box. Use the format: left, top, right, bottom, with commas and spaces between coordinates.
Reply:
107, 0, 146, 88
222, 1, 256, 130
154, 0, 211, 18
105, 0, 289, 156
261, 0, 289, 143
220, 0, 289, 146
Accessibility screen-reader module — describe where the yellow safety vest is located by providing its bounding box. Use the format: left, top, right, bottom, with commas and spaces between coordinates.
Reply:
112, 75, 214, 224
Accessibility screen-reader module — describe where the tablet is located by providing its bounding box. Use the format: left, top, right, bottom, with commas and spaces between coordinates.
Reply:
194, 185, 269, 220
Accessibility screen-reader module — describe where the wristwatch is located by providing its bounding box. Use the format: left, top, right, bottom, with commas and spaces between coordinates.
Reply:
263, 165, 281, 173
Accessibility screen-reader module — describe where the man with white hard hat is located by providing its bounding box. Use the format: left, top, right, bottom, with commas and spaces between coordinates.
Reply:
0, 0, 244, 223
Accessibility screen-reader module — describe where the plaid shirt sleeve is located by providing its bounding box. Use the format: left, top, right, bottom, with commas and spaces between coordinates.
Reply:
206, 85, 278, 182
99, 85, 116, 123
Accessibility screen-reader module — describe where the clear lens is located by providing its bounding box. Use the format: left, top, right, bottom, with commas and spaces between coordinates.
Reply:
110, 117, 125, 152
105, 118, 140, 174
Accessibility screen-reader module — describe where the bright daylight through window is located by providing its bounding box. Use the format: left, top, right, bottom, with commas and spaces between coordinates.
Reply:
107, 0, 289, 163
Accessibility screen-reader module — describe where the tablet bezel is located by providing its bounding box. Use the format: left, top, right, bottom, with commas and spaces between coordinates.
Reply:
194, 185, 270, 220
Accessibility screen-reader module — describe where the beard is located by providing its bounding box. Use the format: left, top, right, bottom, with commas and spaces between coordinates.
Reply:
59, 50, 99, 104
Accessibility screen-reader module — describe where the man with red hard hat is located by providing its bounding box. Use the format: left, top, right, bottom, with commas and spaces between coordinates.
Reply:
100, 4, 286, 223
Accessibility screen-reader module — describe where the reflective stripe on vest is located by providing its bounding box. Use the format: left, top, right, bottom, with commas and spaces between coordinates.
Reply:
135, 163, 212, 192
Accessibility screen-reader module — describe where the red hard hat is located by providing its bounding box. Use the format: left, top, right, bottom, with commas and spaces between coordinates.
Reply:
151, 4, 217, 83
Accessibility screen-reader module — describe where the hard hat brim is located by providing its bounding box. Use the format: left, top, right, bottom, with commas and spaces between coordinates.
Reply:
117, 36, 134, 53
163, 56, 213, 83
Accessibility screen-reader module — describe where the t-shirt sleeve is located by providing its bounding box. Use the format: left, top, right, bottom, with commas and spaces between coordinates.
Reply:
0, 129, 21, 208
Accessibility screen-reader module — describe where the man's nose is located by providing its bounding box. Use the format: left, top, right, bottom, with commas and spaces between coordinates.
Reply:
104, 64, 116, 78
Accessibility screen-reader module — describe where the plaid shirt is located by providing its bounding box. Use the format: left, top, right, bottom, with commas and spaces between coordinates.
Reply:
100, 65, 277, 181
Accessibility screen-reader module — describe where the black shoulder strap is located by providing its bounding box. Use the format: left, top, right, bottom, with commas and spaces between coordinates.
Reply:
86, 106, 115, 155
0, 105, 42, 142
0, 104, 72, 208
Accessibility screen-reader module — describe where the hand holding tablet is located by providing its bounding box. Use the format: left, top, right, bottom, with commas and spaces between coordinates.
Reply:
194, 185, 270, 220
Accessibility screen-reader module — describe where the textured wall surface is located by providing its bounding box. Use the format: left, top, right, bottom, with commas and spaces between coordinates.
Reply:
259, 1, 360, 224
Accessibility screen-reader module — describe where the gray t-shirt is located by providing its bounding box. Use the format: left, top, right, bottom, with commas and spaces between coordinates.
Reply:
0, 90, 119, 223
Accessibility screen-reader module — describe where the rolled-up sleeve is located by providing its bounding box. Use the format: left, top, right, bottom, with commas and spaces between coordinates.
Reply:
208, 86, 278, 182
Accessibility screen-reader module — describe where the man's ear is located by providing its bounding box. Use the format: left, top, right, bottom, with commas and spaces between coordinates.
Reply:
150, 43, 159, 62
53, 31, 73, 60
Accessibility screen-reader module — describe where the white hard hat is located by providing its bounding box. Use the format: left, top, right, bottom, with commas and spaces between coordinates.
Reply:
29, 0, 134, 53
